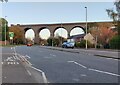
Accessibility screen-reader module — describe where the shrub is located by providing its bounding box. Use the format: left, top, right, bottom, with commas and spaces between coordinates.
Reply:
75, 42, 81, 48
110, 35, 120, 49
75, 40, 94, 48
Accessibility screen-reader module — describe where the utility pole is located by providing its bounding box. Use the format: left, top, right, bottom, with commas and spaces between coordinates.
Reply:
61, 21, 63, 46
5, 16, 7, 46
85, 7, 88, 49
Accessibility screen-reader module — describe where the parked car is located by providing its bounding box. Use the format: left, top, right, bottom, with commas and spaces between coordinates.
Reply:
62, 42, 75, 48
27, 43, 32, 46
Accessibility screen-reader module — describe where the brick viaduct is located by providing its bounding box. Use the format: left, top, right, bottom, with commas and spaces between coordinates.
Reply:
11, 21, 113, 44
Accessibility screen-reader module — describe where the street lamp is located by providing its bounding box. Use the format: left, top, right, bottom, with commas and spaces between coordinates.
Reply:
85, 7, 88, 49
5, 16, 7, 46
61, 21, 62, 46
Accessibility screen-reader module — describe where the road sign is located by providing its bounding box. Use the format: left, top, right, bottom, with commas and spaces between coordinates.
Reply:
9, 32, 14, 38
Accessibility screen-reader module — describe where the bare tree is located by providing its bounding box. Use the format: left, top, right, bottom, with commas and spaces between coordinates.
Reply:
0, 0, 8, 2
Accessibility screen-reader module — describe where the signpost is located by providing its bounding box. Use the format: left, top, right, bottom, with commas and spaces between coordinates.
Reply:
9, 32, 14, 45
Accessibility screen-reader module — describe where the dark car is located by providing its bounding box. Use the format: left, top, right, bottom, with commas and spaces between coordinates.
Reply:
62, 42, 75, 48
27, 43, 32, 46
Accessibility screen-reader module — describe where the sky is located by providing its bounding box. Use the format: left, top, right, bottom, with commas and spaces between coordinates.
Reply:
0, 2, 116, 39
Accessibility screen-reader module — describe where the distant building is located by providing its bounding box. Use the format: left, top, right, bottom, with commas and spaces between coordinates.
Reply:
84, 33, 96, 44
68, 33, 96, 44
68, 34, 85, 42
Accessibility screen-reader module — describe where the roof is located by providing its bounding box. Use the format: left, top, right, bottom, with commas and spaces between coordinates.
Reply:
68, 34, 86, 39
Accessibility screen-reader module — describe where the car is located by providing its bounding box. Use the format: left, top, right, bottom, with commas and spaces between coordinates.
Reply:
27, 43, 32, 46
62, 42, 75, 48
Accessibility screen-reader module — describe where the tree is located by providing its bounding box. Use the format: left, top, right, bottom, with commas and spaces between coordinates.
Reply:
47, 36, 66, 46
39, 38, 48, 45
0, 0, 8, 2
9, 25, 24, 44
115, 0, 120, 34
106, 0, 120, 49
106, 9, 118, 25
115, 0, 120, 20
47, 37, 53, 46
0, 18, 8, 41
99, 27, 117, 46
89, 23, 99, 48
106, 0, 120, 33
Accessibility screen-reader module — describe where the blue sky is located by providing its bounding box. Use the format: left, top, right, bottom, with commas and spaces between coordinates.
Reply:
0, 2, 116, 39
1, 2, 116, 25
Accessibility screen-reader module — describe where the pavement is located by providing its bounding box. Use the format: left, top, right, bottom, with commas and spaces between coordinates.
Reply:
41, 46, 119, 59
1, 47, 47, 84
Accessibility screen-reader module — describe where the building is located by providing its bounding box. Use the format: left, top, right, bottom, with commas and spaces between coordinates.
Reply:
68, 33, 96, 44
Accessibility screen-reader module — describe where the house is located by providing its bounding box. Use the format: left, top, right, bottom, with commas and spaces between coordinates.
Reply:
68, 34, 85, 42
68, 33, 96, 44
84, 33, 96, 44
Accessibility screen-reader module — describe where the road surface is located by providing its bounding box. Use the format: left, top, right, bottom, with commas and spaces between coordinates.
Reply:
1, 46, 46, 84
12, 45, 120, 83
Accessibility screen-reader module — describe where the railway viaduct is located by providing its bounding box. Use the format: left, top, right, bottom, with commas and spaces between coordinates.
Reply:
10, 21, 113, 44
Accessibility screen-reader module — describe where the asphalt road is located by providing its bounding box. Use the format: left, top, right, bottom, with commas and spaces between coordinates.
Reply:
14, 45, 120, 83
1, 47, 45, 83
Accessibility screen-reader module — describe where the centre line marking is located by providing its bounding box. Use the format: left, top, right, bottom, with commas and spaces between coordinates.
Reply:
88, 68, 120, 77
67, 61, 120, 77
50, 54, 56, 57
67, 61, 87, 69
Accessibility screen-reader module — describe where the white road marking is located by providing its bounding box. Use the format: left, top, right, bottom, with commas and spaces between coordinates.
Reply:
21, 55, 32, 65
67, 61, 87, 69
50, 54, 56, 57
16, 62, 19, 64
72, 78, 79, 82
106, 58, 119, 61
31, 66, 48, 83
81, 74, 87, 77
67, 61, 120, 77
25, 55, 31, 59
11, 47, 12, 49
13, 56, 16, 60
16, 56, 20, 60
13, 62, 15, 64
7, 62, 9, 65
1, 62, 3, 64
14, 47, 17, 57
10, 62, 13, 64
27, 70, 31, 76
88, 68, 120, 77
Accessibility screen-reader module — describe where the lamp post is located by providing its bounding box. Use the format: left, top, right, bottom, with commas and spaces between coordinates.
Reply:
85, 7, 88, 49
61, 21, 62, 46
5, 16, 7, 46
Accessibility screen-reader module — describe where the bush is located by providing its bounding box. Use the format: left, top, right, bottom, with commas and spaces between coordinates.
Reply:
75, 40, 94, 48
110, 35, 120, 49
75, 42, 81, 48
79, 40, 86, 48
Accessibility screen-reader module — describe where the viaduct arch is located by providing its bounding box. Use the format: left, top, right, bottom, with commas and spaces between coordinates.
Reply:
11, 22, 113, 44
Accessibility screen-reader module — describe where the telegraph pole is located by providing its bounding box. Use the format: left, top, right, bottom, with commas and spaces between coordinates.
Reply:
85, 7, 88, 49
5, 16, 7, 46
